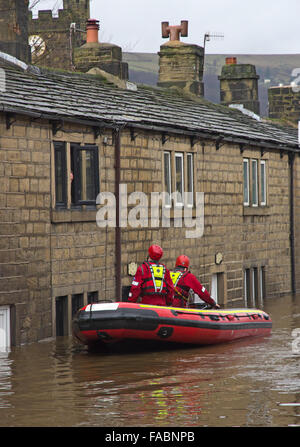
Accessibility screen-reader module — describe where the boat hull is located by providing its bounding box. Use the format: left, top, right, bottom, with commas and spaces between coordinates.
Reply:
72, 302, 272, 349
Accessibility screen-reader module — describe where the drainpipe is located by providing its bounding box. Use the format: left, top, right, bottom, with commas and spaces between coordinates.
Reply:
288, 152, 296, 294
114, 127, 122, 301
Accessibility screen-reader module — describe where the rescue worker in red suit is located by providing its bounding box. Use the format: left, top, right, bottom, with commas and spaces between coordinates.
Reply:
170, 255, 220, 309
128, 245, 174, 306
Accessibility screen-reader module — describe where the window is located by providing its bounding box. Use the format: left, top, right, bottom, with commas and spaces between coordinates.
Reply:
71, 144, 100, 206
55, 291, 100, 338
175, 153, 184, 206
163, 151, 194, 207
243, 158, 267, 207
72, 293, 84, 317
260, 160, 266, 205
244, 268, 251, 307
244, 266, 265, 308
55, 296, 68, 336
87, 291, 99, 304
251, 159, 258, 206
260, 266, 266, 302
54, 142, 67, 208
164, 151, 171, 206
53, 142, 100, 209
187, 153, 194, 206
252, 267, 259, 305
243, 159, 249, 206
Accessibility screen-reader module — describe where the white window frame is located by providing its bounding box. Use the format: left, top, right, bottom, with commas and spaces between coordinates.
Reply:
0, 306, 10, 349
243, 159, 250, 206
175, 152, 184, 206
260, 160, 266, 206
260, 266, 265, 302
186, 153, 194, 207
244, 270, 248, 306
251, 159, 258, 207
163, 151, 172, 207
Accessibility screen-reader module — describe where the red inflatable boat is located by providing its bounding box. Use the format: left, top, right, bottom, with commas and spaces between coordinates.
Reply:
72, 302, 272, 350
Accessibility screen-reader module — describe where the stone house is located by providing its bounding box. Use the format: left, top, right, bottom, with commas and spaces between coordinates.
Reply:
1, 50, 300, 346
1, 5, 300, 347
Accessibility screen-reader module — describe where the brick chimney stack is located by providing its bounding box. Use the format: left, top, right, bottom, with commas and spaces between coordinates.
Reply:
73, 18, 128, 80
157, 20, 204, 97
218, 57, 260, 115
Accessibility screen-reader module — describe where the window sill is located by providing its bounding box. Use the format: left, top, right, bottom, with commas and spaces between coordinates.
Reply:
51, 208, 97, 223
243, 206, 270, 216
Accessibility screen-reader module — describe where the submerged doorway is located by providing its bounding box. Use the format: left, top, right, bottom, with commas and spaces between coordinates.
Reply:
0, 306, 10, 349
211, 272, 225, 306
55, 296, 68, 336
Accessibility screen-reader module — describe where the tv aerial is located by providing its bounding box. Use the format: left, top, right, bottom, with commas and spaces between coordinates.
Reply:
203, 32, 224, 68
203, 31, 224, 51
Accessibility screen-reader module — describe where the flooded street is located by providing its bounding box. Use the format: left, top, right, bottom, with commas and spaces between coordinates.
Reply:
1, 294, 300, 428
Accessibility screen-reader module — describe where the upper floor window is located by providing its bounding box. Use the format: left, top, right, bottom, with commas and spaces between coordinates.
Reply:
53, 141, 100, 209
187, 153, 194, 207
163, 151, 172, 206
175, 152, 184, 206
251, 159, 258, 207
163, 151, 194, 207
71, 144, 100, 206
243, 158, 267, 207
54, 141, 67, 208
243, 159, 249, 206
260, 160, 266, 206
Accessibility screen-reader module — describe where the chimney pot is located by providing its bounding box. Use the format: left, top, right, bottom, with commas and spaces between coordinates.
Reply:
226, 57, 237, 65
86, 19, 100, 44
161, 20, 188, 42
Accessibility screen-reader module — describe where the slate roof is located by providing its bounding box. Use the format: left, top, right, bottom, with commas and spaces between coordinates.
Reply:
0, 58, 299, 151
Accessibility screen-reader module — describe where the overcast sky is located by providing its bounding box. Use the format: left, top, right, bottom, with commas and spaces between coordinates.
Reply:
31, 0, 300, 54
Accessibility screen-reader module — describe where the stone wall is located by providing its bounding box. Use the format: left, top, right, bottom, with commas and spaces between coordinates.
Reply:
74, 42, 128, 79
268, 86, 300, 125
158, 42, 204, 96
0, 111, 297, 344
219, 63, 260, 115
0, 114, 52, 345
293, 155, 300, 291
118, 129, 293, 306
28, 0, 90, 69
0, 0, 31, 63
0, 114, 116, 344
49, 123, 116, 312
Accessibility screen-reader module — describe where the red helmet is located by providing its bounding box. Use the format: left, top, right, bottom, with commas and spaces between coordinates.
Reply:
148, 245, 163, 261
175, 255, 190, 268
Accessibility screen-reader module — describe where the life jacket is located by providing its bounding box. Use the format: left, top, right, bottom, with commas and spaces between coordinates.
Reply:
170, 269, 190, 303
141, 261, 168, 296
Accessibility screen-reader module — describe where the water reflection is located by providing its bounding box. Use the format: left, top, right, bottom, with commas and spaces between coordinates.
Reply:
0, 294, 299, 426
0, 350, 12, 410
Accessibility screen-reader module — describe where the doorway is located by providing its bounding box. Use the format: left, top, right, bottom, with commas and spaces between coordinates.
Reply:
211, 272, 225, 305
0, 306, 10, 349
55, 296, 68, 336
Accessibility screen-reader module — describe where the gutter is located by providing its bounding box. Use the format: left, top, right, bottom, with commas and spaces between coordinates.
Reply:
288, 152, 296, 293
127, 122, 299, 153
0, 105, 299, 153
113, 127, 122, 301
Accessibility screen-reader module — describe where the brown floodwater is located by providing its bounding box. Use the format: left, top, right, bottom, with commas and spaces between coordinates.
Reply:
1, 293, 300, 427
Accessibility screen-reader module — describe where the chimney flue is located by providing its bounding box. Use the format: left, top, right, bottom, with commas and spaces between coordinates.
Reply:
226, 57, 237, 65
86, 19, 100, 44
161, 20, 188, 42
219, 57, 260, 115
74, 17, 128, 81
158, 20, 204, 97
